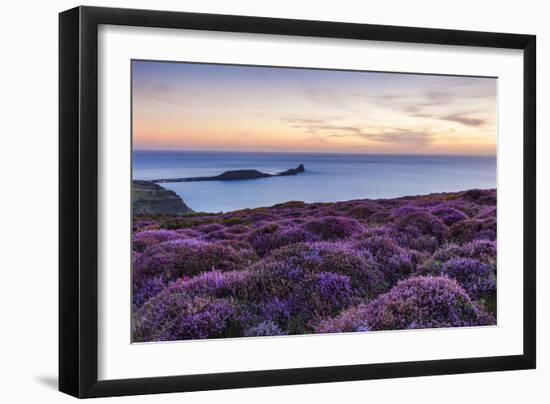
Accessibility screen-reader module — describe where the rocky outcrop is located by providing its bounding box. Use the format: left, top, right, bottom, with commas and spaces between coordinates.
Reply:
277, 164, 305, 176
133, 180, 193, 215
152, 164, 305, 183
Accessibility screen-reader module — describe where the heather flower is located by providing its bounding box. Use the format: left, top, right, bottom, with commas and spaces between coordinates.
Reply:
353, 226, 393, 239
416, 243, 464, 275
315, 272, 355, 303
475, 206, 497, 220
415, 200, 446, 209
133, 229, 180, 252
348, 202, 382, 220
315, 304, 370, 334
462, 189, 497, 205
166, 269, 250, 298
174, 228, 202, 238
393, 211, 448, 241
392, 205, 426, 218
134, 238, 258, 284
302, 216, 363, 241
265, 241, 387, 297
203, 228, 242, 241
441, 258, 496, 300
224, 224, 250, 235
317, 276, 494, 333
246, 222, 319, 256
248, 297, 292, 327
431, 243, 465, 262
418, 239, 496, 276
244, 320, 287, 337
393, 232, 440, 254
449, 218, 496, 243
131, 188, 497, 341
353, 235, 418, 286
466, 240, 496, 264
133, 295, 241, 342
132, 275, 169, 309
431, 206, 468, 225
239, 263, 357, 333
441, 200, 477, 217
198, 227, 246, 242
196, 223, 226, 234
247, 212, 280, 223
475, 217, 496, 241
365, 211, 392, 225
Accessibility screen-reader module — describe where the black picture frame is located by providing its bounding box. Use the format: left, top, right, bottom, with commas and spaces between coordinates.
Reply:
59, 5, 536, 398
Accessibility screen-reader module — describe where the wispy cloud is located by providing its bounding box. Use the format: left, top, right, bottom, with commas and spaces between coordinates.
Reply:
281, 116, 434, 149
362, 129, 434, 148
368, 88, 493, 127
440, 113, 485, 127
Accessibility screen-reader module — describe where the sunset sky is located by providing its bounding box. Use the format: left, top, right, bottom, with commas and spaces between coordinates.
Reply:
132, 60, 497, 155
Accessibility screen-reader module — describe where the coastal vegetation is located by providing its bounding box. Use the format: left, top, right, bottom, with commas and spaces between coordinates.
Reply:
132, 188, 497, 342
133, 181, 193, 215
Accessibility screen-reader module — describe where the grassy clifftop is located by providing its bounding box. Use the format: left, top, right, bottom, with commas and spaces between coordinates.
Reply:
133, 180, 193, 215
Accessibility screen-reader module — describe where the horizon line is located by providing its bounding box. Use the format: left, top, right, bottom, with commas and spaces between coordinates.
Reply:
133, 148, 496, 158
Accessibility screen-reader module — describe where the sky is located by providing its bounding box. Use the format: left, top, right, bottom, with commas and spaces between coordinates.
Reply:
132, 60, 497, 155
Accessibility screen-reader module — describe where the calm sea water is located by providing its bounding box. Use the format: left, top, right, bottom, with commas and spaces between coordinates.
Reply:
133, 151, 496, 213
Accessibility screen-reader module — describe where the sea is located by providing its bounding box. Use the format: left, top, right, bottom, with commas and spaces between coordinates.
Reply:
133, 151, 496, 213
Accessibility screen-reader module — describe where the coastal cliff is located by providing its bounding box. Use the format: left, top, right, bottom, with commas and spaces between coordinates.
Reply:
133, 180, 193, 215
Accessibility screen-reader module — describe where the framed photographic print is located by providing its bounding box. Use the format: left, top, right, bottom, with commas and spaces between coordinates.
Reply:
59, 6, 536, 398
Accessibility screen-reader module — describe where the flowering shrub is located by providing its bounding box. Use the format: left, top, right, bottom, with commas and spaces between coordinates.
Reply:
466, 240, 497, 264
393, 211, 448, 241
315, 304, 370, 334
476, 206, 497, 220
391, 205, 425, 218
364, 211, 392, 225
417, 239, 497, 282
353, 235, 417, 286
348, 202, 382, 221
441, 258, 496, 300
431, 206, 469, 225
133, 295, 241, 342
134, 239, 258, 284
170, 269, 251, 299
174, 228, 202, 238
246, 223, 319, 256
449, 218, 496, 243
132, 275, 169, 309
265, 242, 387, 297
133, 229, 180, 252
302, 216, 363, 240
317, 276, 494, 332
132, 188, 496, 341
238, 263, 356, 333
462, 188, 497, 205
244, 320, 287, 337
